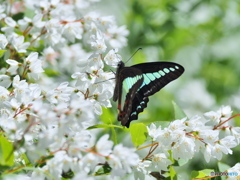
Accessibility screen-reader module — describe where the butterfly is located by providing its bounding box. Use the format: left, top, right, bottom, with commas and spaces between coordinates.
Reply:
113, 60, 184, 127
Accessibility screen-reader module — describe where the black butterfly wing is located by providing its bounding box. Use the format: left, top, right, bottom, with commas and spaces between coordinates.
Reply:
113, 64, 144, 126
124, 62, 185, 127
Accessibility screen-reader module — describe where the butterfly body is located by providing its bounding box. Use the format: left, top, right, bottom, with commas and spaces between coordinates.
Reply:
113, 61, 184, 127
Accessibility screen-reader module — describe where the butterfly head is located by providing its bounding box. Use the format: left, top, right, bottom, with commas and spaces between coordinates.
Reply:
117, 60, 125, 69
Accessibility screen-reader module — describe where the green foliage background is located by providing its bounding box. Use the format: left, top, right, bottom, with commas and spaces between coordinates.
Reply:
100, 0, 240, 179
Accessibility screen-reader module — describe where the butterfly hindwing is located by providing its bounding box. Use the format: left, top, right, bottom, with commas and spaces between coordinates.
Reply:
113, 62, 144, 126
113, 61, 184, 127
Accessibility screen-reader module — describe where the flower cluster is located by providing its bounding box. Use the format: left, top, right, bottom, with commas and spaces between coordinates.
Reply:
0, 0, 240, 180
134, 106, 240, 179
0, 0, 140, 179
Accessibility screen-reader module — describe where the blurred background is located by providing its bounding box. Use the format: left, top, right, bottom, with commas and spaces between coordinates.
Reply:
97, 0, 240, 178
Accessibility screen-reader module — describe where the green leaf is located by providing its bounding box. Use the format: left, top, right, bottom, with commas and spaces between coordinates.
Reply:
0, 134, 14, 167
12, 12, 24, 21
100, 107, 115, 125
169, 166, 177, 180
20, 153, 31, 166
191, 169, 214, 179
0, 50, 6, 58
218, 162, 230, 172
44, 68, 60, 77
129, 123, 148, 146
200, 169, 214, 175
172, 101, 186, 119
177, 158, 189, 166
87, 124, 123, 130
94, 164, 112, 176
191, 170, 207, 179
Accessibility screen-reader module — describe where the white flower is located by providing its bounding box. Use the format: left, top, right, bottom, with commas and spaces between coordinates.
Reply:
44, 31, 62, 47
108, 144, 139, 177
51, 3, 76, 21
72, 72, 89, 82
88, 87, 113, 115
0, 34, 8, 49
44, 152, 64, 179
12, 75, 29, 100
210, 144, 226, 161
91, 82, 112, 102
195, 139, 206, 153
134, 160, 151, 180
90, 31, 107, 53
11, 35, 30, 53
217, 105, 232, 121
231, 127, 240, 144
186, 115, 206, 131
58, 151, 73, 172
0, 75, 11, 88
168, 118, 187, 132
226, 163, 240, 180
25, 52, 44, 79
31, 167, 47, 180
5, 17, 17, 27
158, 128, 172, 147
104, 49, 121, 67
204, 106, 233, 126
198, 129, 219, 145
207, 136, 236, 162
72, 72, 91, 93
204, 110, 221, 125
98, 16, 115, 29
203, 136, 234, 162
6, 59, 20, 74
147, 123, 162, 141
204, 144, 213, 163
219, 136, 237, 153
0, 86, 9, 102
96, 134, 113, 156
172, 137, 195, 160
151, 153, 172, 171
0, 108, 16, 130
18, 16, 31, 30
73, 172, 94, 180
36, 0, 51, 12
81, 153, 104, 173
18, 13, 44, 30
107, 25, 129, 48
29, 83, 42, 99
46, 82, 74, 104
0, 4, 6, 20
170, 129, 186, 143
84, 12, 99, 23
87, 53, 104, 73
32, 13, 45, 28
68, 131, 92, 157
62, 22, 83, 42
44, 19, 62, 46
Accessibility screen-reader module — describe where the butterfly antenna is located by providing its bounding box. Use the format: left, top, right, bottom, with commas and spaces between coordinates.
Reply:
109, 69, 116, 75
94, 78, 115, 84
125, 48, 142, 64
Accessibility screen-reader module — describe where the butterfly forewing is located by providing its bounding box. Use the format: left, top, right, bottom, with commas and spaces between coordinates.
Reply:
132, 62, 184, 96
123, 62, 184, 127
114, 61, 184, 127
